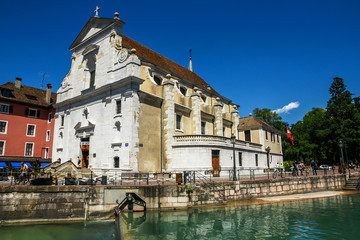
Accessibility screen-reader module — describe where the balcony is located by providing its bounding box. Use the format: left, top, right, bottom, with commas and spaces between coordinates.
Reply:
173, 135, 262, 149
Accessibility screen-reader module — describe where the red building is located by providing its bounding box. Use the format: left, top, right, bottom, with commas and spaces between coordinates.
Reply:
0, 77, 56, 169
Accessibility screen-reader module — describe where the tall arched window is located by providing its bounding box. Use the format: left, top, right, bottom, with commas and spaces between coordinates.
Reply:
82, 45, 99, 89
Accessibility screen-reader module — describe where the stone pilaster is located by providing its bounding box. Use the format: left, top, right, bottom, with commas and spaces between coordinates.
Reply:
231, 105, 239, 138
162, 74, 175, 170
190, 87, 201, 135
214, 97, 223, 136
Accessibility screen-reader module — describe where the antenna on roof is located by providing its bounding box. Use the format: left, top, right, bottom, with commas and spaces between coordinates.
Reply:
188, 49, 194, 72
41, 73, 46, 90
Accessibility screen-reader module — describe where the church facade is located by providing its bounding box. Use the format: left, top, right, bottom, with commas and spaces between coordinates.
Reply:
52, 12, 283, 176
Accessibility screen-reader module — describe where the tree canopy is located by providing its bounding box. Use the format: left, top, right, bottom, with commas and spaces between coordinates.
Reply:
253, 77, 360, 165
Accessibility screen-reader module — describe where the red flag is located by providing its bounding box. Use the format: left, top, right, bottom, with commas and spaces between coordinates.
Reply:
287, 126, 294, 145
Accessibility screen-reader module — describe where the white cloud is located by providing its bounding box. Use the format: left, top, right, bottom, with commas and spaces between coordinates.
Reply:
272, 101, 300, 114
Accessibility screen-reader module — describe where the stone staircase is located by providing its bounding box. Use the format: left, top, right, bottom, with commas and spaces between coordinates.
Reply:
343, 175, 360, 190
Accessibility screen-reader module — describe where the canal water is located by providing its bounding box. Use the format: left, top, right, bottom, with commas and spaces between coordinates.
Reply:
1, 193, 359, 240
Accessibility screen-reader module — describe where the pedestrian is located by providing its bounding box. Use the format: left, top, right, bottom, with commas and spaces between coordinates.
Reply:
311, 160, 317, 175
298, 162, 303, 176
77, 156, 81, 167
293, 160, 298, 176
20, 162, 29, 178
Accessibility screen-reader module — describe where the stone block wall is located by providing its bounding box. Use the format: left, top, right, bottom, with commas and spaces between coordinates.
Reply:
0, 174, 347, 224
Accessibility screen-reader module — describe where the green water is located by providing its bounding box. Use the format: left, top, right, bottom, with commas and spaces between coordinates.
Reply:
1, 193, 359, 240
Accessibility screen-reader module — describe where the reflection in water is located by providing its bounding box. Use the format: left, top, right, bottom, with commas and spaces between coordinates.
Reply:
1, 194, 359, 240
124, 194, 360, 240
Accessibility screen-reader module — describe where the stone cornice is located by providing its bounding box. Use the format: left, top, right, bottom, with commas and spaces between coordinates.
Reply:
54, 76, 144, 108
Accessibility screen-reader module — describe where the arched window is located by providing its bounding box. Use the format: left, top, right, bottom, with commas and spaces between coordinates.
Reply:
201, 94, 207, 103
153, 76, 162, 85
114, 157, 120, 168
180, 86, 187, 96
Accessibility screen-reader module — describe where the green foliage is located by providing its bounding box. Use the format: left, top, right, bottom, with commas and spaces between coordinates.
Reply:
253, 108, 283, 127
325, 77, 360, 164
253, 77, 360, 166
186, 185, 194, 193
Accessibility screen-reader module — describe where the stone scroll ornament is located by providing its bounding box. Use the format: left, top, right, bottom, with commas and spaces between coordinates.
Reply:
118, 48, 128, 63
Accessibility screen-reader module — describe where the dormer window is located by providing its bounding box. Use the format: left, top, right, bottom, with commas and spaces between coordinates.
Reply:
25, 94, 37, 101
154, 76, 162, 85
1, 89, 12, 98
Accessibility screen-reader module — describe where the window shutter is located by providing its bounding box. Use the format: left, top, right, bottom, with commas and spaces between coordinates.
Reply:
37, 110, 40, 118
9, 105, 13, 113
25, 108, 29, 115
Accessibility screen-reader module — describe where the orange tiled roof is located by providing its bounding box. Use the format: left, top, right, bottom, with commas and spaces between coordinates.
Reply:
0, 82, 56, 108
238, 116, 281, 133
122, 35, 219, 95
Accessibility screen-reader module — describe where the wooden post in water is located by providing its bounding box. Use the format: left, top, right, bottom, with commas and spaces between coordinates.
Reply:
114, 206, 124, 240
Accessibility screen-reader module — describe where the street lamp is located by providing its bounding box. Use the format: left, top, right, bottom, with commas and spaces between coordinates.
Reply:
338, 140, 345, 174
231, 134, 237, 181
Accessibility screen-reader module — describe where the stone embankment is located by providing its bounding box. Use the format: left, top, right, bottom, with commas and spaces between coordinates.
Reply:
0, 174, 348, 224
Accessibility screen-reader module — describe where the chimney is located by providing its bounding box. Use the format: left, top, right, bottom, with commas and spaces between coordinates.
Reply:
46, 84, 52, 104
15, 77, 22, 88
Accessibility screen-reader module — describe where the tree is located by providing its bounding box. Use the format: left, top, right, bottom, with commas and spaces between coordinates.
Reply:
289, 108, 329, 165
253, 108, 282, 128
326, 77, 360, 164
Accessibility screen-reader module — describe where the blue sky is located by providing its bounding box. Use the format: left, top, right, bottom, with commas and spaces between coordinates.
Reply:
1, 0, 359, 125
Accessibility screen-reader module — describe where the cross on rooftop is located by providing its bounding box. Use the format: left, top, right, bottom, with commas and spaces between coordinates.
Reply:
94, 6, 100, 17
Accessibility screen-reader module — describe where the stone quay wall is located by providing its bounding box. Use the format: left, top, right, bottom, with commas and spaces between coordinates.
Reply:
0, 174, 347, 224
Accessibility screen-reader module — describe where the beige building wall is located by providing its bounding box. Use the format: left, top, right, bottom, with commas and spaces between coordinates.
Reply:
137, 102, 161, 172
263, 131, 282, 154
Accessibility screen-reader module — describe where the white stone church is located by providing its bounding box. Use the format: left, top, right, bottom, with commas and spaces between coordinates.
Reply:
52, 11, 283, 176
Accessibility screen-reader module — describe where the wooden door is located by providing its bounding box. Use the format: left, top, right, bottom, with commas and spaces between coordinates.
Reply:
212, 150, 220, 177
81, 145, 89, 168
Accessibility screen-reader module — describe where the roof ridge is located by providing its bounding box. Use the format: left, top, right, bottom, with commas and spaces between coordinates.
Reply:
121, 34, 219, 95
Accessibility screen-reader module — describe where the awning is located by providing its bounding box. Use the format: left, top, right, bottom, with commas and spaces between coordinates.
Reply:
0, 162, 7, 169
11, 162, 31, 168
11, 162, 22, 168
41, 163, 49, 167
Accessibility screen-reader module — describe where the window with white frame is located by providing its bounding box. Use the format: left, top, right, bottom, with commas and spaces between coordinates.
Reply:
0, 141, 5, 156
239, 152, 242, 166
48, 113, 52, 123
46, 130, 50, 141
26, 108, 40, 118
265, 130, 268, 140
44, 147, 49, 159
25, 143, 34, 157
0, 104, 12, 114
0, 121, 8, 134
176, 114, 182, 130
255, 154, 258, 167
26, 124, 36, 137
